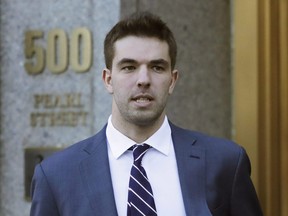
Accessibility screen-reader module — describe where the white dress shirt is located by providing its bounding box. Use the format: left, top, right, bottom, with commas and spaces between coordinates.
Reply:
106, 115, 186, 216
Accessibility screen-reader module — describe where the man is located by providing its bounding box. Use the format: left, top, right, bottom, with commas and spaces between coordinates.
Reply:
30, 12, 263, 216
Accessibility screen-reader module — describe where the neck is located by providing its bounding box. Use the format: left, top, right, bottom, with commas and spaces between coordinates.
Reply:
111, 114, 165, 144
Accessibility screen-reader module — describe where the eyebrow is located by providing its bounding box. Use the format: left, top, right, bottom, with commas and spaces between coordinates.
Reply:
149, 59, 169, 67
117, 58, 170, 67
117, 58, 137, 67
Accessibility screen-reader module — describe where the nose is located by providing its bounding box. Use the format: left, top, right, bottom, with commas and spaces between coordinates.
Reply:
137, 66, 151, 88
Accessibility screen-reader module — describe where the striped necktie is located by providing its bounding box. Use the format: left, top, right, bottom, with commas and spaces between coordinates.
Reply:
127, 144, 157, 216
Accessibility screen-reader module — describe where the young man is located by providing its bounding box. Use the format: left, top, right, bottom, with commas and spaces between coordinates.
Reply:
30, 12, 263, 216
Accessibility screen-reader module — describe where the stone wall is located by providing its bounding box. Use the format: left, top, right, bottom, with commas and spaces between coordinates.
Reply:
0, 1, 119, 215
0, 0, 231, 215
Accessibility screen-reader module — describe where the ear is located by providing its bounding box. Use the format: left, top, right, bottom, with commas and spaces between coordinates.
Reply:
168, 69, 179, 94
102, 68, 114, 94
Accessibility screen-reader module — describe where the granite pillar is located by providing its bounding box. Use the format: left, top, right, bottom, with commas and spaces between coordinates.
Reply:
0, 1, 119, 215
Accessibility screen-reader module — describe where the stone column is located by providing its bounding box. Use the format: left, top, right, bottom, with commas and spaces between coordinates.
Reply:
0, 1, 119, 215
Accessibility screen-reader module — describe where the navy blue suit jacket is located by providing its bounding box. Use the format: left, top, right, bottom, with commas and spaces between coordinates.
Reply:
30, 123, 263, 216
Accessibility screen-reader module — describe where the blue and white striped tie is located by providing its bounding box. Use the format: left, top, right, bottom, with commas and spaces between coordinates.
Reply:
127, 144, 157, 216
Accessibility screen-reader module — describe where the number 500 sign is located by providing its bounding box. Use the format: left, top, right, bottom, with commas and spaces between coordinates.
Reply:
24, 27, 93, 75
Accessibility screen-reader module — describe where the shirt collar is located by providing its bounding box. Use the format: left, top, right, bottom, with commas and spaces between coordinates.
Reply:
106, 115, 172, 159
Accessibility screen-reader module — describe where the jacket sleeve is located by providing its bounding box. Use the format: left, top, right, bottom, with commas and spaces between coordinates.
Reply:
30, 164, 60, 216
230, 147, 263, 216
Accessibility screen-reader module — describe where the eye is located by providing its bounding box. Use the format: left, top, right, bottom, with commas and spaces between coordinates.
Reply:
152, 66, 165, 73
122, 65, 136, 72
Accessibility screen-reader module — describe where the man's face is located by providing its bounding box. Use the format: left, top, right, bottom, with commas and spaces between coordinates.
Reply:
103, 36, 178, 127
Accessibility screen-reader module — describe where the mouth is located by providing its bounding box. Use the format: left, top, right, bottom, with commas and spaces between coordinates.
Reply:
132, 94, 153, 105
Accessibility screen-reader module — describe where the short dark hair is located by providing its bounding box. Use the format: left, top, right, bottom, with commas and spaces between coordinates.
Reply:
104, 12, 177, 70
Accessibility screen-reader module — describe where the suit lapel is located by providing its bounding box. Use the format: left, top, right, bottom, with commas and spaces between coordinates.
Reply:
78, 123, 212, 215
171, 123, 212, 216
79, 126, 118, 215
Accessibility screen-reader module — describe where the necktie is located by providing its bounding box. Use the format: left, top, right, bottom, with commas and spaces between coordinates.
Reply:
127, 144, 157, 216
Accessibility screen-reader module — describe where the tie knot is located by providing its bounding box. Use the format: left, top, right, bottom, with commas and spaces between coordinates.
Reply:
132, 144, 150, 163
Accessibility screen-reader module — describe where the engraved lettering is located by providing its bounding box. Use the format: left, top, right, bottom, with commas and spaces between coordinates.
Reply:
33, 93, 84, 109
31, 92, 89, 128
30, 111, 88, 127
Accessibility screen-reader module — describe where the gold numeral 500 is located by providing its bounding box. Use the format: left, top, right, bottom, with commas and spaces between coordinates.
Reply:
24, 28, 93, 75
